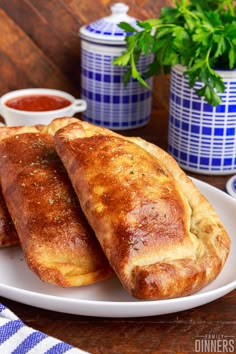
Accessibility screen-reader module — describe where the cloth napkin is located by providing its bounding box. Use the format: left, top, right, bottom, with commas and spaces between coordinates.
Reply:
0, 304, 89, 354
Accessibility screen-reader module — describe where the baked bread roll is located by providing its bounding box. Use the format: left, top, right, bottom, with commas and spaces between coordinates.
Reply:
37, 117, 79, 135
0, 118, 83, 249
54, 120, 230, 299
0, 125, 112, 287
0, 126, 39, 248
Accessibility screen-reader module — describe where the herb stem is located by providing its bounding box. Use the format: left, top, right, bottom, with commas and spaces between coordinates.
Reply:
223, 0, 235, 16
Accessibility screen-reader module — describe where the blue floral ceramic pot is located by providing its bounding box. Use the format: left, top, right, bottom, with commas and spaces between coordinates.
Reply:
168, 64, 236, 175
79, 3, 153, 130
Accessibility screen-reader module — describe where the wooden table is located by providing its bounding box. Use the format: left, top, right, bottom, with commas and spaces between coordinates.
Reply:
1, 108, 236, 354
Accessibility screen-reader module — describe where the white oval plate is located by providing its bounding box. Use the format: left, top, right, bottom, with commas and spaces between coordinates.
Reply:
0, 178, 236, 318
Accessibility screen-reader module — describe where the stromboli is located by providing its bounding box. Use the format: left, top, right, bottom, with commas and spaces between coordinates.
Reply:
0, 121, 112, 286
54, 120, 230, 299
0, 126, 39, 248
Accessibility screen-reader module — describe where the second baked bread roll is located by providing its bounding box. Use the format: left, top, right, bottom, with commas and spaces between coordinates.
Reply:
0, 126, 39, 248
0, 126, 112, 287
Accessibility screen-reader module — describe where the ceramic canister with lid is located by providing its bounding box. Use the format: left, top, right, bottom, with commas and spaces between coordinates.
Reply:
79, 2, 153, 130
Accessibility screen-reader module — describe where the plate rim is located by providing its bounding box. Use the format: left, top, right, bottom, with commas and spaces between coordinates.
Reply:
0, 177, 236, 317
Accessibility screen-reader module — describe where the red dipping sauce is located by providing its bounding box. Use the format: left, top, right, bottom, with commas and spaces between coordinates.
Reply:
5, 94, 71, 112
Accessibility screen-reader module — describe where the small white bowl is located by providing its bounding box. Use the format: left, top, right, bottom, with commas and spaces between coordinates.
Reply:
0, 88, 87, 126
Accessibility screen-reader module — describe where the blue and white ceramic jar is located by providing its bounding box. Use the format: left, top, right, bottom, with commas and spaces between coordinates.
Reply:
168, 64, 236, 175
79, 3, 153, 130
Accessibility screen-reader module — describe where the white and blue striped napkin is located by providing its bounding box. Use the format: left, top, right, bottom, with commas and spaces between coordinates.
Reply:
0, 304, 89, 354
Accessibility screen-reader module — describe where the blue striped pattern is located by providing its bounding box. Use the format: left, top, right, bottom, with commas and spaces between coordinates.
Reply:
168, 66, 236, 174
86, 21, 124, 36
0, 304, 88, 354
81, 43, 153, 130
85, 19, 137, 37
232, 177, 236, 193
226, 175, 236, 198
234, 178, 236, 187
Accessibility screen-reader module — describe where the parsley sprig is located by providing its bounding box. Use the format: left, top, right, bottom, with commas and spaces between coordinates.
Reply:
113, 0, 236, 106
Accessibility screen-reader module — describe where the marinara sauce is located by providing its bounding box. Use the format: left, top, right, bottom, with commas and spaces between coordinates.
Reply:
5, 94, 71, 112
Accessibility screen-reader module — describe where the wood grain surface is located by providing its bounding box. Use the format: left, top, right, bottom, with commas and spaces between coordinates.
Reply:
1, 291, 235, 353
0, 0, 172, 107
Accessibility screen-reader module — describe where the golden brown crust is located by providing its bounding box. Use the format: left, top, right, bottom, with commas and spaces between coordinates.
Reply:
127, 137, 231, 298
0, 188, 19, 247
54, 121, 230, 299
0, 120, 78, 249
0, 127, 112, 286
0, 126, 39, 142
0, 126, 37, 248
38, 117, 79, 135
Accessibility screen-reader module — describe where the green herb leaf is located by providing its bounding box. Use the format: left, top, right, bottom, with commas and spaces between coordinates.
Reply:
113, 0, 236, 106
139, 32, 154, 55
112, 52, 131, 66
118, 22, 138, 33
160, 6, 179, 23
229, 46, 235, 68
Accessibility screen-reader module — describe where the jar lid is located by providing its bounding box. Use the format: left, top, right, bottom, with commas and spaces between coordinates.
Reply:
79, 2, 138, 45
